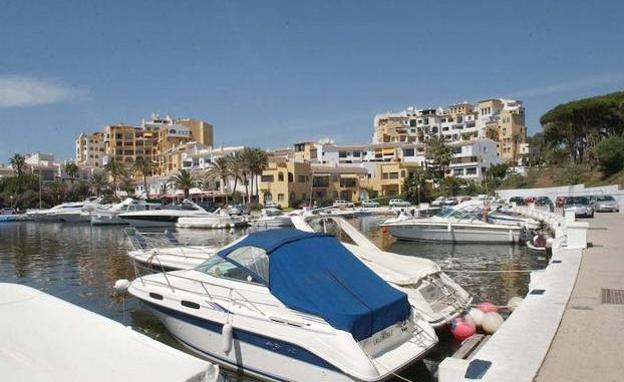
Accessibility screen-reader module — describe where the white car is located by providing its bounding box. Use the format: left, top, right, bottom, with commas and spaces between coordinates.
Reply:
389, 199, 411, 207
430, 197, 445, 207
332, 200, 355, 208
361, 200, 380, 208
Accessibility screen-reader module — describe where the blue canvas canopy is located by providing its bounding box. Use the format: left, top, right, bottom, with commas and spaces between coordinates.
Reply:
217, 229, 410, 341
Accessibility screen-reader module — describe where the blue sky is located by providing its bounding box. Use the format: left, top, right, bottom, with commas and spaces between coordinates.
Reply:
1, 1, 623, 161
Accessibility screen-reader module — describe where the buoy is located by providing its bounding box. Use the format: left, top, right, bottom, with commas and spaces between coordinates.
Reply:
507, 296, 523, 312
222, 323, 233, 353
477, 302, 498, 314
465, 308, 485, 328
482, 312, 504, 334
113, 279, 130, 293
450, 317, 476, 341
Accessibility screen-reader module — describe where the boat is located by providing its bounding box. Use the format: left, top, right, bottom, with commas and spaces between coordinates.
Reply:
381, 207, 524, 243
126, 229, 218, 270
128, 229, 438, 381
251, 208, 294, 228
487, 209, 540, 230
119, 199, 210, 227
291, 215, 471, 328
176, 208, 247, 229
91, 198, 163, 225
26, 201, 89, 222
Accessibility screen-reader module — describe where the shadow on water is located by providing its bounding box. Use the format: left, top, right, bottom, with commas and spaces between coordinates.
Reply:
0, 219, 548, 381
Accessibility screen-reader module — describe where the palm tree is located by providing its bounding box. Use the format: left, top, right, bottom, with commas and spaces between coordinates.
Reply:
169, 169, 196, 198
120, 171, 136, 195
205, 157, 231, 203
227, 154, 244, 200
132, 157, 153, 197
64, 162, 79, 185
9, 154, 27, 192
239, 147, 257, 202
104, 158, 125, 200
249, 148, 268, 199
89, 172, 109, 197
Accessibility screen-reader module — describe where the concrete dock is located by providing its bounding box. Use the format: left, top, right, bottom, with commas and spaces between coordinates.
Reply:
536, 212, 624, 381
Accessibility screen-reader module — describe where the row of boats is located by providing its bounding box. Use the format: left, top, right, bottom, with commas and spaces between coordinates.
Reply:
123, 213, 473, 381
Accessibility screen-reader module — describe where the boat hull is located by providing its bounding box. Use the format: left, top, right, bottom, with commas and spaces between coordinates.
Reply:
145, 302, 356, 382
59, 213, 91, 223
386, 224, 520, 243
91, 212, 127, 225
120, 216, 179, 227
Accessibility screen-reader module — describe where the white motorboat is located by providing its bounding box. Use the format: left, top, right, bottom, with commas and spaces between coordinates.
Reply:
176, 208, 247, 229
129, 229, 437, 382
291, 215, 471, 328
91, 198, 163, 225
119, 199, 210, 227
251, 208, 294, 228
382, 208, 523, 243
125, 229, 219, 270
487, 210, 540, 230
27, 202, 88, 222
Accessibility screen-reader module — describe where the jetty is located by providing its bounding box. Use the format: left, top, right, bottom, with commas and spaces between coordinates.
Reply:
0, 283, 220, 382
439, 207, 623, 381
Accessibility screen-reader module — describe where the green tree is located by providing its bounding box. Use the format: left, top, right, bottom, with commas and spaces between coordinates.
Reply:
46, 180, 68, 205
226, 154, 243, 199
402, 168, 428, 204
64, 162, 79, 185
104, 158, 124, 200
89, 172, 109, 197
205, 156, 232, 203
120, 172, 136, 195
425, 136, 453, 182
596, 136, 624, 176
248, 148, 268, 199
132, 157, 153, 197
170, 169, 196, 198
9, 154, 27, 193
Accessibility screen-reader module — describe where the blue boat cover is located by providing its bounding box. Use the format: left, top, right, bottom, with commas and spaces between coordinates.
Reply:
217, 229, 410, 341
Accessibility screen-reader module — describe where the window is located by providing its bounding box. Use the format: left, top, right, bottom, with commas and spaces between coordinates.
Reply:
297, 175, 306, 183
313, 177, 329, 187
338, 151, 347, 158
288, 172, 294, 183
277, 193, 284, 202
339, 178, 356, 188
466, 167, 477, 175
261, 175, 274, 182
353, 151, 361, 157
278, 172, 284, 182
197, 246, 269, 285
403, 148, 414, 157
389, 172, 399, 179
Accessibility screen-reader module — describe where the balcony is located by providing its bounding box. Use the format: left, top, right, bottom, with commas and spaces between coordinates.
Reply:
451, 156, 479, 165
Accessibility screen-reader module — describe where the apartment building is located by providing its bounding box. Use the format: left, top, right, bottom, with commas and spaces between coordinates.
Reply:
75, 114, 214, 176
258, 157, 312, 208
373, 98, 527, 163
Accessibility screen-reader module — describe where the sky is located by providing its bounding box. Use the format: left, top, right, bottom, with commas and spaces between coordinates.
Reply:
1, 0, 623, 161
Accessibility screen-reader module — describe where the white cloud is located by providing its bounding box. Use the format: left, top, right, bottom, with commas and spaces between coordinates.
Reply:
0, 75, 89, 107
510, 73, 624, 99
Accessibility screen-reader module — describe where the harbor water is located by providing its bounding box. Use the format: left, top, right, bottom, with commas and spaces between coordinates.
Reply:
0, 216, 547, 381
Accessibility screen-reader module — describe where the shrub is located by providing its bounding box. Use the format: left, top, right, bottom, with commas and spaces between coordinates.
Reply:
596, 136, 624, 176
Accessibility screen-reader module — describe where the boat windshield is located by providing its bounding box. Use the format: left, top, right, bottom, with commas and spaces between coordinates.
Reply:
305, 218, 357, 246
197, 246, 269, 285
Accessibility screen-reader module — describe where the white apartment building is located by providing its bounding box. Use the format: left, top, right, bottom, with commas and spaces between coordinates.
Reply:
447, 139, 501, 179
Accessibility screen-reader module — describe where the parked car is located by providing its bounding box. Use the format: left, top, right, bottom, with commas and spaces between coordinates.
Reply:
524, 196, 536, 204
442, 197, 458, 206
360, 200, 380, 208
594, 195, 619, 212
459, 196, 472, 203
555, 196, 567, 209
332, 200, 355, 208
0, 207, 16, 215
508, 196, 526, 206
389, 199, 411, 207
564, 196, 594, 218
264, 201, 279, 209
535, 196, 554, 212
431, 196, 445, 207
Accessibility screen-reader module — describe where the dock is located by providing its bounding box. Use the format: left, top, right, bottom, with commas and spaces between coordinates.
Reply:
438, 206, 622, 381
0, 283, 220, 382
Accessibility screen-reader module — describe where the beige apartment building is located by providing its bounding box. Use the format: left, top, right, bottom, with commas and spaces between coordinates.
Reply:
373, 98, 528, 164
75, 114, 214, 177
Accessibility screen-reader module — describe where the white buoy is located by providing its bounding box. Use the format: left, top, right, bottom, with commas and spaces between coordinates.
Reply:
222, 323, 233, 353
482, 312, 504, 334
465, 308, 485, 328
507, 296, 523, 312
113, 279, 131, 293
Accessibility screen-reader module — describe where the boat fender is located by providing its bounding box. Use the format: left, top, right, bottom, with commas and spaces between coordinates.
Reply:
465, 308, 484, 328
476, 302, 498, 314
222, 323, 233, 354
113, 279, 130, 293
507, 296, 523, 312
482, 312, 504, 334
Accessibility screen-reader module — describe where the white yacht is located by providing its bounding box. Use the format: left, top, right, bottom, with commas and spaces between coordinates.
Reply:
129, 229, 438, 382
291, 215, 471, 328
27, 202, 89, 222
119, 199, 210, 227
176, 208, 247, 229
91, 198, 162, 225
382, 207, 523, 243
126, 229, 219, 270
251, 208, 294, 228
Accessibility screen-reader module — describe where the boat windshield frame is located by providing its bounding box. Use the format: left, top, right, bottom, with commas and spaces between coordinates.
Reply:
196, 246, 269, 286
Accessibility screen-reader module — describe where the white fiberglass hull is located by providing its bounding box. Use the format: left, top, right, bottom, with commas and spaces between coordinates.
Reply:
386, 223, 521, 243
128, 247, 217, 270
252, 216, 294, 228
176, 216, 246, 229
58, 212, 91, 223
91, 211, 127, 225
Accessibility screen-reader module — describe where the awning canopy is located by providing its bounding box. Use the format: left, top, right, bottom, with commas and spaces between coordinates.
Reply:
217, 229, 410, 341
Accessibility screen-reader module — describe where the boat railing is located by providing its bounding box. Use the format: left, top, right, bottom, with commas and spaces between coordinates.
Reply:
132, 261, 272, 316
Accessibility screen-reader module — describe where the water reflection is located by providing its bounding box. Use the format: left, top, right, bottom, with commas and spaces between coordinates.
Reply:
0, 219, 547, 381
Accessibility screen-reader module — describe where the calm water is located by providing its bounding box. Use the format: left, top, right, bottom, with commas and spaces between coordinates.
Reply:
0, 216, 546, 381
